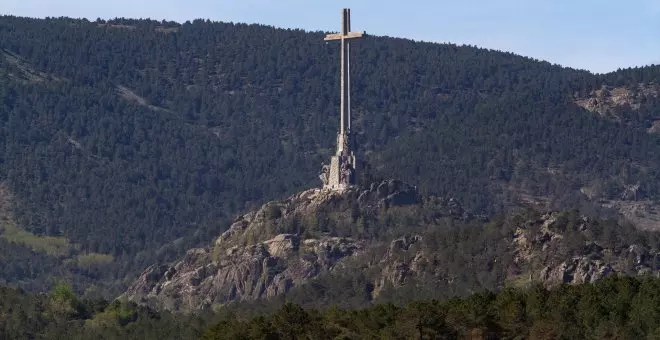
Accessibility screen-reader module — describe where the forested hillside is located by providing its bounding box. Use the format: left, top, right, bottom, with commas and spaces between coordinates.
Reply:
2, 16, 660, 296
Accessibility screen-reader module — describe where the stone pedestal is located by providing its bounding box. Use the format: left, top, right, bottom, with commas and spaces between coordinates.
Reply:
324, 153, 356, 191
320, 132, 356, 191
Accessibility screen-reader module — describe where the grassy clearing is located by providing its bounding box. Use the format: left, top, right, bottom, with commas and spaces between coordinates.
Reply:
505, 272, 534, 289
0, 221, 76, 257
74, 253, 114, 267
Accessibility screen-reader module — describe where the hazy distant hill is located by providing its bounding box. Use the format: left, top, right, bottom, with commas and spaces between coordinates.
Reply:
2, 16, 660, 296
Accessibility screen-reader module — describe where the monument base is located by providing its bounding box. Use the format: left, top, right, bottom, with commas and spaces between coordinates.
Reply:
322, 153, 356, 192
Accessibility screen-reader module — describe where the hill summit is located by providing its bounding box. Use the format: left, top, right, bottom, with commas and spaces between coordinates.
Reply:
123, 180, 429, 310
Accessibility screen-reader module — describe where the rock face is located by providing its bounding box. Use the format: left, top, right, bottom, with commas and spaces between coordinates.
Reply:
123, 180, 421, 311
125, 234, 363, 311
574, 83, 660, 132
371, 234, 427, 297
363, 211, 660, 299
538, 258, 613, 286
511, 212, 660, 287
575, 84, 659, 117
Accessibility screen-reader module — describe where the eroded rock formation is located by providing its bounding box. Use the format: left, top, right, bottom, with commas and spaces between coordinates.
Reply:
123, 180, 422, 311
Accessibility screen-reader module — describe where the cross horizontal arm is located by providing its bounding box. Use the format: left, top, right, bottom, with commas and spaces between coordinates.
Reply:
324, 31, 365, 41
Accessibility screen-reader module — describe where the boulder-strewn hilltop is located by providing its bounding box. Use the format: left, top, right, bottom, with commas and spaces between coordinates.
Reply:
124, 181, 660, 312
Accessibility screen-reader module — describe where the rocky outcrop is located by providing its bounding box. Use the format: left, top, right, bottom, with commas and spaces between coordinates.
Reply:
124, 234, 364, 311
373, 211, 660, 297
575, 83, 660, 133
511, 212, 660, 288
575, 84, 659, 118
358, 180, 421, 207
213, 179, 422, 249
539, 258, 613, 286
123, 180, 422, 311
372, 234, 425, 296
124, 184, 660, 312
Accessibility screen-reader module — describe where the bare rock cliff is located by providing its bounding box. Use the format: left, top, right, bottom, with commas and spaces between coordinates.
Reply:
511, 212, 660, 287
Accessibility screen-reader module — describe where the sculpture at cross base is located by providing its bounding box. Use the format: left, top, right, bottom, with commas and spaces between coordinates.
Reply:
320, 8, 364, 191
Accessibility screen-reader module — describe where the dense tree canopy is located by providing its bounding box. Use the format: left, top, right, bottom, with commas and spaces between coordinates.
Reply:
1, 15, 660, 296
4, 276, 660, 339
204, 276, 660, 339
0, 283, 206, 339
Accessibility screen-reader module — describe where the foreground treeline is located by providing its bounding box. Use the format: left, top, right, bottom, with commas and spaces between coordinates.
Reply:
4, 276, 660, 339
204, 276, 660, 339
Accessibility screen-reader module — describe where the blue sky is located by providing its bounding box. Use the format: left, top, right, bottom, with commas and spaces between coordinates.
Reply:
2, 0, 659, 73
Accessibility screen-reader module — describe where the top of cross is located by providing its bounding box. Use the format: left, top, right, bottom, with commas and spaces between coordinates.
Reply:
323, 8, 364, 138
324, 8, 364, 42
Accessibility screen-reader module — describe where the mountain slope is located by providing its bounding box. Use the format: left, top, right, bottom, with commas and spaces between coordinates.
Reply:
3, 16, 660, 295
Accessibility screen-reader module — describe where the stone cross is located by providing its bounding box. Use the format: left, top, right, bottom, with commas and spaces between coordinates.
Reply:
320, 8, 365, 191
324, 8, 363, 138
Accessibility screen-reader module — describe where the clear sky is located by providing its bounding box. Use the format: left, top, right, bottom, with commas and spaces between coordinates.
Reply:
2, 0, 659, 74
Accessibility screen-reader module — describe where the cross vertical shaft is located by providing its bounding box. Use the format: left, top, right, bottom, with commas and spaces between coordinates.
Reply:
320, 8, 364, 191
346, 12, 351, 133
340, 8, 349, 135
324, 9, 363, 149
